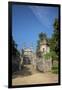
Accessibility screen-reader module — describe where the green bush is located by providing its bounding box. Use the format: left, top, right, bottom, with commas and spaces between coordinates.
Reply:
51, 51, 58, 61
44, 51, 58, 61
52, 65, 58, 74
44, 52, 51, 60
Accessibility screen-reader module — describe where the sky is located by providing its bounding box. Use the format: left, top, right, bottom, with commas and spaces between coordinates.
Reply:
12, 4, 59, 52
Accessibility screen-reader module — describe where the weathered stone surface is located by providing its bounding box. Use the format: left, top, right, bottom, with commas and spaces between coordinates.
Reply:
36, 58, 52, 72
36, 58, 44, 72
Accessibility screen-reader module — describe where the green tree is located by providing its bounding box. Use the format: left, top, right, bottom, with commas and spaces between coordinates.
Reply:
44, 51, 58, 65
44, 52, 51, 60
50, 18, 59, 60
12, 37, 21, 73
12, 37, 20, 57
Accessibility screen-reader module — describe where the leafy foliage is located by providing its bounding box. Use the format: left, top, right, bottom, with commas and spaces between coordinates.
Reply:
44, 52, 51, 60
44, 51, 58, 61
52, 64, 58, 74
49, 18, 59, 60
12, 37, 20, 57
12, 37, 21, 73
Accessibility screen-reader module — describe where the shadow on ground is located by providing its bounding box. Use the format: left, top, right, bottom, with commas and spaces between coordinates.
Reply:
12, 66, 32, 79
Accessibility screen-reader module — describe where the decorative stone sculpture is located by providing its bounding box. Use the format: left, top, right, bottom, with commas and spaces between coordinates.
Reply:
36, 39, 52, 72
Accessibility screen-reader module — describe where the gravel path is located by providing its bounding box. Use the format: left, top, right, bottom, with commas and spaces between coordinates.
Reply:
12, 71, 58, 86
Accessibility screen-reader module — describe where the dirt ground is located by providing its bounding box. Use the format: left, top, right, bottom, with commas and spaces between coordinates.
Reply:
12, 65, 58, 86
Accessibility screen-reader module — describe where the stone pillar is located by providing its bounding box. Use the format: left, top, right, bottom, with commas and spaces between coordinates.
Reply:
19, 57, 23, 70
